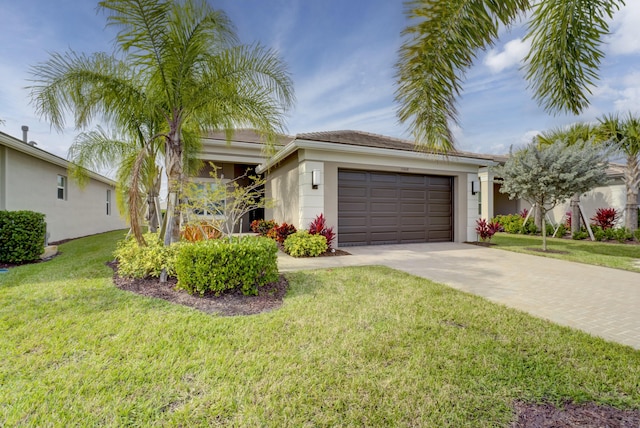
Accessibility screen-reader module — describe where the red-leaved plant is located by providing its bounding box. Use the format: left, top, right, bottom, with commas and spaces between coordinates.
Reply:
476, 218, 502, 242
309, 213, 335, 249
268, 222, 296, 243
590, 207, 620, 230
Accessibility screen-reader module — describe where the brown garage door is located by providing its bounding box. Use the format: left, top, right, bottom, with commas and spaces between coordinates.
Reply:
338, 169, 453, 246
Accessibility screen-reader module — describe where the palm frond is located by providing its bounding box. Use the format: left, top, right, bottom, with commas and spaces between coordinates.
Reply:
524, 0, 625, 115
395, 0, 530, 152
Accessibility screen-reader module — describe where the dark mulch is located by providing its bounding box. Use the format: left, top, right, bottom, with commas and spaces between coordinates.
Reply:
512, 401, 640, 427
108, 261, 288, 316
465, 241, 497, 247
318, 248, 351, 257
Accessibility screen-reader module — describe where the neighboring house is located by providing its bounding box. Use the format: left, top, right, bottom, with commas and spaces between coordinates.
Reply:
0, 128, 127, 243
200, 130, 498, 246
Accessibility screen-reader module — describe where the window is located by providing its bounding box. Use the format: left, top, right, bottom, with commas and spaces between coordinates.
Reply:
190, 181, 226, 218
57, 175, 67, 200
106, 189, 111, 215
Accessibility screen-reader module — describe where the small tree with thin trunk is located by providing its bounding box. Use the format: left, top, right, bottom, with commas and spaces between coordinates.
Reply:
494, 140, 608, 251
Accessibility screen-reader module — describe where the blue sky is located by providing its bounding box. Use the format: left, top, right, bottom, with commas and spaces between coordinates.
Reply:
1, 0, 640, 160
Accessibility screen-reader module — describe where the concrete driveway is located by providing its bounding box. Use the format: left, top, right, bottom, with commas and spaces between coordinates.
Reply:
277, 242, 640, 350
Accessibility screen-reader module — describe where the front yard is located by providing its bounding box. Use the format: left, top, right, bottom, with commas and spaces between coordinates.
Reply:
1, 231, 639, 426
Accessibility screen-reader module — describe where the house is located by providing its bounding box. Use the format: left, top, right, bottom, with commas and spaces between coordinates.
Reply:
0, 127, 127, 243
200, 130, 499, 246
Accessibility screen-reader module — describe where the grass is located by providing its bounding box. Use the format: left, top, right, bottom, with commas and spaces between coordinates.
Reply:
490, 233, 640, 272
1, 230, 639, 426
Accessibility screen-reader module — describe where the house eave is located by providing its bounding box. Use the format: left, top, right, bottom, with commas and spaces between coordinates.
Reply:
256, 139, 499, 173
0, 132, 117, 186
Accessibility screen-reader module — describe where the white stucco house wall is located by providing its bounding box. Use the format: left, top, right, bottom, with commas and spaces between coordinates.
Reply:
200, 130, 499, 246
0, 129, 127, 242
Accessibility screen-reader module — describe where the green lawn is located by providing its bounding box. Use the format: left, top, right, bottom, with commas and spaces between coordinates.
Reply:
1, 231, 639, 426
491, 233, 640, 272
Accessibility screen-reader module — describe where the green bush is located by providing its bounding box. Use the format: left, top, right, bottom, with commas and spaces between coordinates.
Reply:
572, 230, 589, 240
611, 227, 632, 243
283, 231, 327, 257
0, 210, 46, 263
634, 228, 640, 242
593, 226, 605, 242
555, 223, 567, 237
492, 214, 537, 235
113, 233, 182, 278
175, 237, 278, 296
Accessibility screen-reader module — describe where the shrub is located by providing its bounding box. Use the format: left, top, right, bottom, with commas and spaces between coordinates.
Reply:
590, 207, 620, 230
308, 213, 335, 249
475, 218, 501, 242
250, 219, 277, 236
555, 223, 567, 237
593, 226, 605, 242
519, 208, 529, 219
283, 231, 327, 257
175, 236, 278, 295
0, 210, 46, 263
634, 228, 640, 242
269, 222, 297, 244
113, 233, 182, 278
611, 227, 632, 243
572, 230, 589, 240
492, 214, 537, 234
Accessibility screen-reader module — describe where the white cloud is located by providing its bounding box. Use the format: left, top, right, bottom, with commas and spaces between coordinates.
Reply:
608, 2, 640, 55
483, 38, 531, 74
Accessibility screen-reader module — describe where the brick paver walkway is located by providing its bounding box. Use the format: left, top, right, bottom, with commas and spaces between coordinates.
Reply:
278, 243, 640, 350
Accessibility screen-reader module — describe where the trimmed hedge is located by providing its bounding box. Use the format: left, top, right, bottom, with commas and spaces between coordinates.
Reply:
0, 210, 46, 263
113, 233, 182, 278
283, 231, 327, 257
175, 237, 278, 296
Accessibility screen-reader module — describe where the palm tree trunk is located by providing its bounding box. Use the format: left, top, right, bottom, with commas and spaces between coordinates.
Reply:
624, 154, 640, 232
162, 123, 184, 246
570, 193, 581, 234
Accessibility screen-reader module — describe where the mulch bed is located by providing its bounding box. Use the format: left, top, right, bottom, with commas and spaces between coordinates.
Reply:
108, 261, 289, 317
512, 401, 640, 427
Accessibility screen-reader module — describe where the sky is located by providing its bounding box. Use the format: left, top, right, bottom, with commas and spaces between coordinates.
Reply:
1, 0, 640, 162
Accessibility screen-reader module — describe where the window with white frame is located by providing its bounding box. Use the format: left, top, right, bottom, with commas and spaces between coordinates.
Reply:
57, 175, 67, 200
189, 180, 226, 218
106, 189, 111, 215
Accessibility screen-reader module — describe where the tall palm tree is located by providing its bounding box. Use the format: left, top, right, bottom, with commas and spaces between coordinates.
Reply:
396, 0, 625, 152
597, 113, 640, 232
29, 0, 294, 245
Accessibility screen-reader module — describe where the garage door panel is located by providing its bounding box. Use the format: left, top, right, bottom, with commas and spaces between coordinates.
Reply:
338, 169, 452, 246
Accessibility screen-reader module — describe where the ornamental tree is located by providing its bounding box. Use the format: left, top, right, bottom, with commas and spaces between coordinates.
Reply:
494, 140, 608, 250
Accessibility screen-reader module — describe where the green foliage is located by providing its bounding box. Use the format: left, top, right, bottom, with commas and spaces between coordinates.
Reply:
492, 214, 537, 235
113, 233, 182, 278
573, 230, 589, 240
555, 223, 568, 237
593, 226, 606, 242
283, 231, 328, 257
250, 219, 277, 236
611, 227, 633, 243
0, 210, 46, 263
634, 228, 640, 242
395, 0, 625, 152
175, 237, 278, 295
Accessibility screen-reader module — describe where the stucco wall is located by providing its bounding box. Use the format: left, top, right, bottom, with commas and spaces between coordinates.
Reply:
2, 148, 126, 242
548, 180, 627, 226
264, 154, 300, 227
313, 149, 481, 243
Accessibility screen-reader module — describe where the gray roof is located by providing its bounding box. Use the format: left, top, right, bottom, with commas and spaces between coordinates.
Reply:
204, 129, 294, 146
296, 130, 499, 162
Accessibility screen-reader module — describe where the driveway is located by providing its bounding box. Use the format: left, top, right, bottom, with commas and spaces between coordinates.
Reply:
277, 243, 640, 350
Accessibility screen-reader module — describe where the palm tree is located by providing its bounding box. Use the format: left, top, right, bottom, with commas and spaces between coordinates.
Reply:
29, 0, 294, 245
395, 0, 625, 152
67, 124, 164, 241
596, 113, 640, 232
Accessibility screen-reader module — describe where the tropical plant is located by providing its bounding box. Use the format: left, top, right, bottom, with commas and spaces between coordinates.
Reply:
591, 208, 621, 230
308, 213, 335, 249
283, 231, 328, 257
494, 140, 608, 250
475, 218, 501, 242
596, 113, 640, 232
28, 0, 294, 250
395, 0, 625, 152
250, 219, 277, 236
